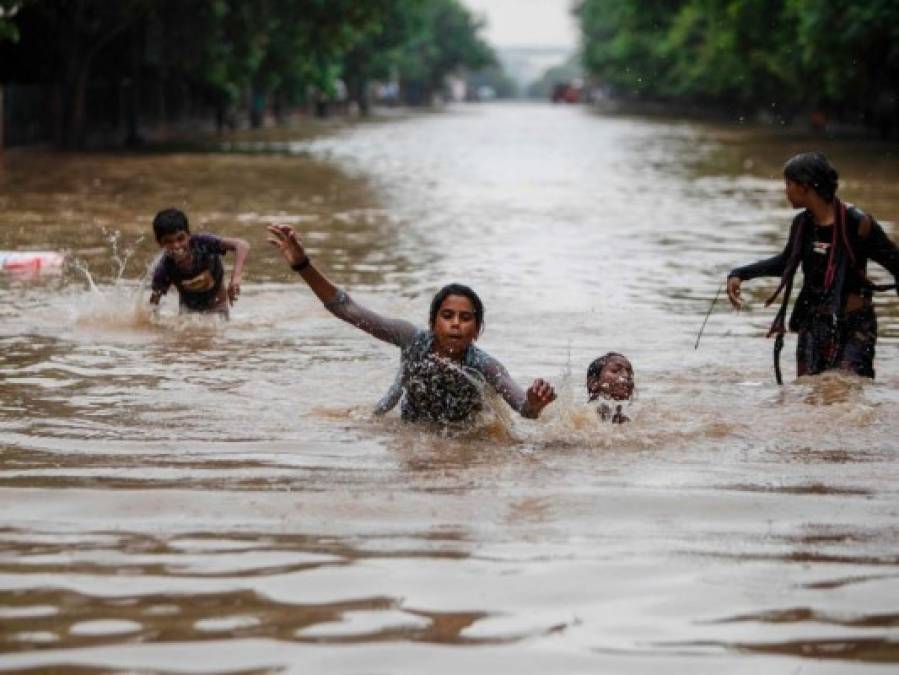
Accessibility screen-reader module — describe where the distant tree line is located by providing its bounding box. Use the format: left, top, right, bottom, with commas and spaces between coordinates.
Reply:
575, 0, 899, 135
0, 0, 495, 148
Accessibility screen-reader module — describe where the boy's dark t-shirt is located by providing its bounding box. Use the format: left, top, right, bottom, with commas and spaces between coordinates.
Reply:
151, 234, 227, 311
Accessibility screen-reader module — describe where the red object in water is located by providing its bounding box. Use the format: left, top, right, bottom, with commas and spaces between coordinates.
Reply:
0, 251, 65, 274
551, 82, 582, 104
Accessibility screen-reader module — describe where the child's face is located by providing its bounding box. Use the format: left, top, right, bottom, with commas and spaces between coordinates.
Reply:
587, 356, 634, 401
432, 294, 479, 358
158, 230, 191, 261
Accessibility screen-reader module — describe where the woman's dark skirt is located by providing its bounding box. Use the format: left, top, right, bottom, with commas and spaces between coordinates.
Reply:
796, 301, 877, 378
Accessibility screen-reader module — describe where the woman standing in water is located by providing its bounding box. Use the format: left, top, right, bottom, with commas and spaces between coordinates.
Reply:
267, 224, 556, 423
727, 152, 899, 378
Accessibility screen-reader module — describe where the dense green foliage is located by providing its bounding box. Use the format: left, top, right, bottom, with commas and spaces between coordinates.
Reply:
0, 1, 21, 43
394, 0, 494, 103
576, 0, 899, 132
0, 0, 496, 147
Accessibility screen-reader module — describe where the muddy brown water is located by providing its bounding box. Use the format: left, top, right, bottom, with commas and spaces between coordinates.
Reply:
1, 103, 898, 673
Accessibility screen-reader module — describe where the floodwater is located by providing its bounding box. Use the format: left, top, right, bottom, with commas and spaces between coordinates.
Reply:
1, 102, 898, 673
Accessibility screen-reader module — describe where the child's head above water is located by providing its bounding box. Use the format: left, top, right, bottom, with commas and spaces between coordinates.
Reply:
153, 208, 190, 244
586, 352, 634, 402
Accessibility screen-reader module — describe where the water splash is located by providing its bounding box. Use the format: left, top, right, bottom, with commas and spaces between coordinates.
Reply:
62, 230, 223, 335
106, 227, 145, 282
67, 278, 157, 333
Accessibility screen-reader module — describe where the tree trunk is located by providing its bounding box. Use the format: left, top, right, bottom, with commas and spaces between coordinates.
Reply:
272, 92, 284, 124
315, 95, 329, 118
344, 50, 370, 117
124, 24, 142, 147
349, 77, 370, 116
57, 38, 96, 149
68, 58, 93, 148
250, 89, 265, 128
39, 0, 144, 148
157, 71, 168, 140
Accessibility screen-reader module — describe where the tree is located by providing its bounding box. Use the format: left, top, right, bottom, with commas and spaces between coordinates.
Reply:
396, 0, 495, 105
788, 0, 899, 133
341, 0, 424, 115
659, 0, 801, 111
21, 0, 150, 147
575, 0, 682, 98
0, 0, 22, 43
0, 0, 511, 147
575, 0, 899, 133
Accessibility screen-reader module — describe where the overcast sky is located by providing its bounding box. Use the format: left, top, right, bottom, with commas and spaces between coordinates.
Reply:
459, 0, 579, 50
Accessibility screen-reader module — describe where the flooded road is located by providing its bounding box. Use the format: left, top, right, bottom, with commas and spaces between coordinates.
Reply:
1, 102, 898, 673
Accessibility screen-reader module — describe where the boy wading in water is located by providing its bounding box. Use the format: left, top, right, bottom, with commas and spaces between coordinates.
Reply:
149, 208, 250, 317
266, 224, 556, 426
587, 352, 634, 423
727, 153, 899, 379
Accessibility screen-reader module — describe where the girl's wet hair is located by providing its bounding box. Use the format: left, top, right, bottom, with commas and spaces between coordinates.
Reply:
153, 208, 190, 243
783, 152, 839, 202
587, 351, 632, 379
429, 283, 485, 334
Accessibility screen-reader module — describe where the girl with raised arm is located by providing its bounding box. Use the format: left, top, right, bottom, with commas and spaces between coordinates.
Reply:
267, 225, 556, 424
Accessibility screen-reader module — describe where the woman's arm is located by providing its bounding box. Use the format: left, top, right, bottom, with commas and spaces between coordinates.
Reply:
727, 215, 801, 308
267, 224, 417, 347
860, 217, 899, 285
220, 236, 250, 305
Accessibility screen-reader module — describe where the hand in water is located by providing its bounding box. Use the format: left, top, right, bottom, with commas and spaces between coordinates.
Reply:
726, 275, 742, 309
148, 291, 161, 319
526, 378, 556, 416
227, 278, 241, 305
267, 224, 307, 267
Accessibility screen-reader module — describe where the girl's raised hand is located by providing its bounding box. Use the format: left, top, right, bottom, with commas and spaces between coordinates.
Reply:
267, 224, 307, 267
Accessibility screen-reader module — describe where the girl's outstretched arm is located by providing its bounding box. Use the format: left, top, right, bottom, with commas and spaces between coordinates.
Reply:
482, 356, 556, 419
267, 224, 417, 347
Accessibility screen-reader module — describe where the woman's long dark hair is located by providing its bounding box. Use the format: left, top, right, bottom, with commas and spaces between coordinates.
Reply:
429, 283, 485, 335
783, 152, 839, 202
